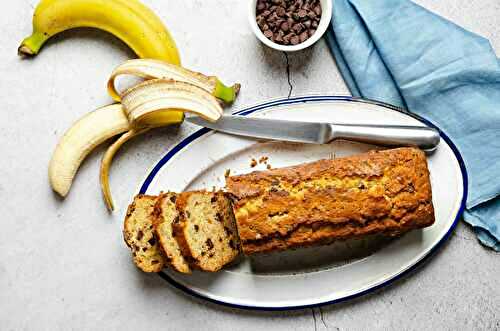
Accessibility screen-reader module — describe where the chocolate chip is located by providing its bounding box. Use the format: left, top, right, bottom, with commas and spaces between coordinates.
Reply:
292, 23, 303, 33
205, 238, 214, 250
280, 21, 290, 32
257, 16, 266, 28
275, 32, 284, 43
136, 230, 144, 241
268, 12, 279, 22
256, 0, 321, 45
223, 226, 233, 236
307, 10, 316, 20
194, 224, 199, 232
314, 4, 321, 16
147, 237, 156, 246
299, 31, 309, 42
276, 6, 286, 16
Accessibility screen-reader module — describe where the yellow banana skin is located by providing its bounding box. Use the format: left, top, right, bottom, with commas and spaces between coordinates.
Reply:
19, 0, 181, 64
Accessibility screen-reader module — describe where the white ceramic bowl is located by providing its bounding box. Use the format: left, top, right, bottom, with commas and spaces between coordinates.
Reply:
248, 0, 333, 52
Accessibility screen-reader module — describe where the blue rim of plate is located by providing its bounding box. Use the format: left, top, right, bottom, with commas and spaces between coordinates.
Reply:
139, 96, 468, 311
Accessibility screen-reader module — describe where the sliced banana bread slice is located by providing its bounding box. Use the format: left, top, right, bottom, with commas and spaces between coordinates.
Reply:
123, 195, 165, 272
152, 192, 191, 274
173, 191, 240, 272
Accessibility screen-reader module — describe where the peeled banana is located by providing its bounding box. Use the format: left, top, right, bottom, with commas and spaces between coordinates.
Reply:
50, 76, 228, 210
49, 104, 130, 197
107, 59, 240, 103
19, 0, 180, 64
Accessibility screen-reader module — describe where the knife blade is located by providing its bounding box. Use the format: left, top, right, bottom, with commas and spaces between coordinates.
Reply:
186, 115, 440, 151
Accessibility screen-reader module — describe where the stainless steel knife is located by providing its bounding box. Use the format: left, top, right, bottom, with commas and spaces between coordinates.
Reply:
186, 115, 440, 151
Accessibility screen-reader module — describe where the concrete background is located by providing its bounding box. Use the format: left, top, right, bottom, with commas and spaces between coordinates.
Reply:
1, 0, 498, 330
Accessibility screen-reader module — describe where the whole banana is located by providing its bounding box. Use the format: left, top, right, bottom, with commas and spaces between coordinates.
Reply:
19, 0, 180, 64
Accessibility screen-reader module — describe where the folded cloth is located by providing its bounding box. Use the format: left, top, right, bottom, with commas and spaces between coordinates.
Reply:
326, 0, 500, 250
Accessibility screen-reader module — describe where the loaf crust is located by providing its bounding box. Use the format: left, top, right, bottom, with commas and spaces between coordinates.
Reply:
226, 148, 435, 255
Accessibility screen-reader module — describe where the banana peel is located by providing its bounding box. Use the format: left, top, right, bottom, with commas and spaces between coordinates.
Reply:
107, 59, 240, 104
121, 79, 224, 125
100, 128, 150, 211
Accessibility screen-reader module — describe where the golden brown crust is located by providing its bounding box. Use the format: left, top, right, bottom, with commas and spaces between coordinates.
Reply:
226, 148, 435, 255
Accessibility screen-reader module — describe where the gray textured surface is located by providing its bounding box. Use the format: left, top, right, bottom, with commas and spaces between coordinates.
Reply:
1, 0, 499, 330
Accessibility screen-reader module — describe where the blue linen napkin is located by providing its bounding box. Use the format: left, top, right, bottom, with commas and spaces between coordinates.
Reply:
325, 0, 500, 251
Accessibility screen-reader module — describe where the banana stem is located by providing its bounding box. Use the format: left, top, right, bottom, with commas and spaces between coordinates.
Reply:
214, 81, 241, 104
18, 31, 49, 56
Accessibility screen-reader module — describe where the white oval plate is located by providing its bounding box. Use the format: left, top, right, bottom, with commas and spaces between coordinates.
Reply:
139, 96, 467, 310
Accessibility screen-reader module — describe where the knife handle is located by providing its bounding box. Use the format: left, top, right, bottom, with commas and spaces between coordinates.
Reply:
330, 124, 440, 151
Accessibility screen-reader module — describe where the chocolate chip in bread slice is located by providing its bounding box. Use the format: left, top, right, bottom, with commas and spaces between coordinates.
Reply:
123, 195, 165, 272
152, 192, 191, 274
173, 191, 240, 272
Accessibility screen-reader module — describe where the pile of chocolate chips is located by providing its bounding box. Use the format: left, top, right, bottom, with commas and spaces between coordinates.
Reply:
256, 0, 322, 45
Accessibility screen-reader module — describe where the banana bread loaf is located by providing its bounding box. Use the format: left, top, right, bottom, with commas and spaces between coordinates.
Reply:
226, 148, 435, 255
